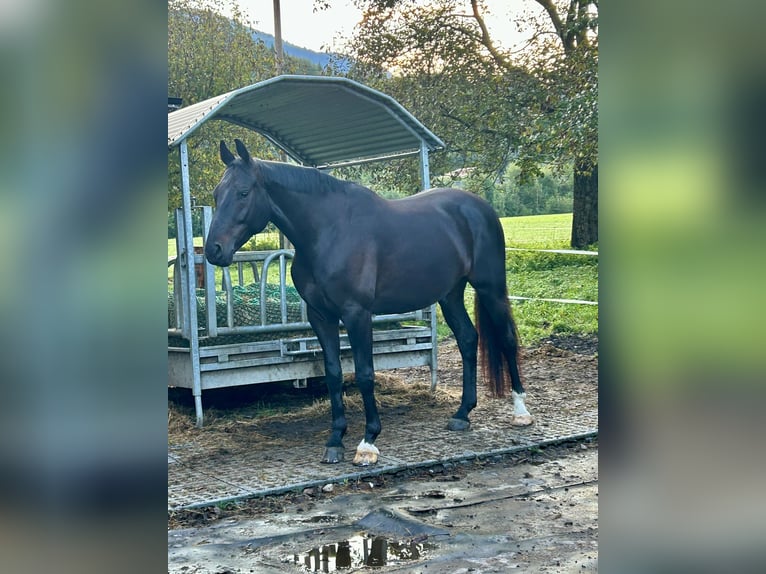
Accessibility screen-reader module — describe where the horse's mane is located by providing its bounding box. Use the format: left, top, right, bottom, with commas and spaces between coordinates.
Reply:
258, 160, 375, 199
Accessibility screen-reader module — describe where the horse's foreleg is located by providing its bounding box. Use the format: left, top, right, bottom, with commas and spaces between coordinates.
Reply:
307, 306, 346, 463
439, 284, 479, 431
343, 309, 380, 466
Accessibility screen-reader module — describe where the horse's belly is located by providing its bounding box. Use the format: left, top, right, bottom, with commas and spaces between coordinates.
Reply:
371, 284, 450, 315
372, 298, 431, 315
371, 257, 466, 314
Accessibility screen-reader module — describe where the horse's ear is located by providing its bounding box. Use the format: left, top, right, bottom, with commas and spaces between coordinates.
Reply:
220, 141, 235, 166
234, 139, 251, 164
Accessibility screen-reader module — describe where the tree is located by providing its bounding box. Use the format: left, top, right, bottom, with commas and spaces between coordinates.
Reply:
325, 0, 598, 247
519, 0, 598, 247
169, 0, 275, 209
337, 1, 540, 193
168, 0, 320, 210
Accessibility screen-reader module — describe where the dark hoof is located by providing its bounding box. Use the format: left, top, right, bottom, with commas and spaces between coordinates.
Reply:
322, 446, 344, 464
447, 418, 471, 431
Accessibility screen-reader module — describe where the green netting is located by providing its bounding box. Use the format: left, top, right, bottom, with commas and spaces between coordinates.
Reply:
168, 282, 408, 348
168, 283, 307, 347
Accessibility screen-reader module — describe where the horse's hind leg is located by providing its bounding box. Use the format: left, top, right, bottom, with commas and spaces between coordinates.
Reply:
475, 286, 534, 426
439, 279, 479, 431
306, 305, 346, 463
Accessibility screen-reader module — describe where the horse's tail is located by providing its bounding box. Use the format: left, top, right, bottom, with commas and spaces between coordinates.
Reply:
474, 291, 520, 398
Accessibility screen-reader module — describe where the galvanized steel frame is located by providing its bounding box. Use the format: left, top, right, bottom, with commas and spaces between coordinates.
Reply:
167, 75, 445, 168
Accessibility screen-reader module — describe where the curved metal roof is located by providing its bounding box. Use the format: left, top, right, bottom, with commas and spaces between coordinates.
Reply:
168, 75, 444, 168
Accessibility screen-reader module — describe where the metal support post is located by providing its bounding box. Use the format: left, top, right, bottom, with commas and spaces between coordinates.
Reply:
419, 141, 438, 389
419, 141, 431, 191
180, 140, 204, 426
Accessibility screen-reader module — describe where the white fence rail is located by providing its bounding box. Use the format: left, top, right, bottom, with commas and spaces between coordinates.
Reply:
505, 247, 598, 256
504, 247, 598, 307
508, 295, 598, 306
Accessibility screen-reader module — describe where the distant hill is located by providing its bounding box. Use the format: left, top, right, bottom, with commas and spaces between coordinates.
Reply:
251, 29, 349, 71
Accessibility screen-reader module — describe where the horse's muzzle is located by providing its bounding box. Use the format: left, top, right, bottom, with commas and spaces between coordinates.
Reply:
204, 241, 231, 267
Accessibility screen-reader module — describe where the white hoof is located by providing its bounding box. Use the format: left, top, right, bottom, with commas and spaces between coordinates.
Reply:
352, 439, 379, 466
511, 391, 534, 426
511, 413, 535, 426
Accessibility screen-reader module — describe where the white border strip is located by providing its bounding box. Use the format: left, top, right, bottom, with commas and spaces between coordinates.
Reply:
506, 247, 598, 256
509, 295, 598, 306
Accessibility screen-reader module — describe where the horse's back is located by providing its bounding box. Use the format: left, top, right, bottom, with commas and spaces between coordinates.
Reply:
395, 187, 500, 225
390, 187, 504, 250
356, 187, 505, 312
403, 188, 507, 282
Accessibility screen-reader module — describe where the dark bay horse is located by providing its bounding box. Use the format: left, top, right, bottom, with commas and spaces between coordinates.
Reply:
205, 139, 533, 466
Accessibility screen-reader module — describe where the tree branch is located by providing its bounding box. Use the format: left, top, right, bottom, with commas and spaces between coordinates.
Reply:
565, 0, 578, 48
575, 0, 594, 48
439, 106, 504, 140
533, 0, 565, 44
469, 0, 513, 73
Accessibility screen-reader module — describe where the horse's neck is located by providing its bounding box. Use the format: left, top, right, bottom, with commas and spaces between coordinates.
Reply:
261, 162, 342, 250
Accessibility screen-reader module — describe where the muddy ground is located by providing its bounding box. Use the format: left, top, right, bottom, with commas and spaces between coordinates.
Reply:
168, 335, 598, 573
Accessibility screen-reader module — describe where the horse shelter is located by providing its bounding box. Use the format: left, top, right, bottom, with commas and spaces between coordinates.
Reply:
168, 75, 446, 426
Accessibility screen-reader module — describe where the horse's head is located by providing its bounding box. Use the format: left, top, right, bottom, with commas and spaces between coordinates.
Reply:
205, 139, 272, 267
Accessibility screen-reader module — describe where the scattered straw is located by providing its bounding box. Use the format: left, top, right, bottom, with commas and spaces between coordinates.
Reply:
169, 371, 461, 451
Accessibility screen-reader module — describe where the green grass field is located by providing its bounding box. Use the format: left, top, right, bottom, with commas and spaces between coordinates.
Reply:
501, 212, 574, 249
502, 214, 597, 345
169, 212, 597, 346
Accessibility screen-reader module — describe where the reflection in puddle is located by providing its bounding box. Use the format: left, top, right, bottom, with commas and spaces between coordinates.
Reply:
294, 534, 435, 571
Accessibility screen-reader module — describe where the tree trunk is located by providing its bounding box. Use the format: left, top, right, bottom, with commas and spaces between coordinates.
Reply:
571, 161, 598, 249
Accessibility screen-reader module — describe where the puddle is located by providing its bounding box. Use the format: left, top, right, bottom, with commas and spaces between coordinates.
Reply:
292, 534, 437, 571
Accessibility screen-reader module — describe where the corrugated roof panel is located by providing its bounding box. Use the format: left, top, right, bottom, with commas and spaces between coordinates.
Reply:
167, 75, 444, 167
279, 118, 412, 151
167, 91, 234, 147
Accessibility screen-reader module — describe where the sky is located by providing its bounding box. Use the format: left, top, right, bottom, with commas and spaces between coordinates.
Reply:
230, 0, 533, 54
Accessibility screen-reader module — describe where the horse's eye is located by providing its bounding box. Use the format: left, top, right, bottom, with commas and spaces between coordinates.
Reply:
238, 190, 249, 198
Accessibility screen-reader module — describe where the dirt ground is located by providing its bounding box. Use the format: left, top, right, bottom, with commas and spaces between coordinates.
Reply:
168, 334, 598, 573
